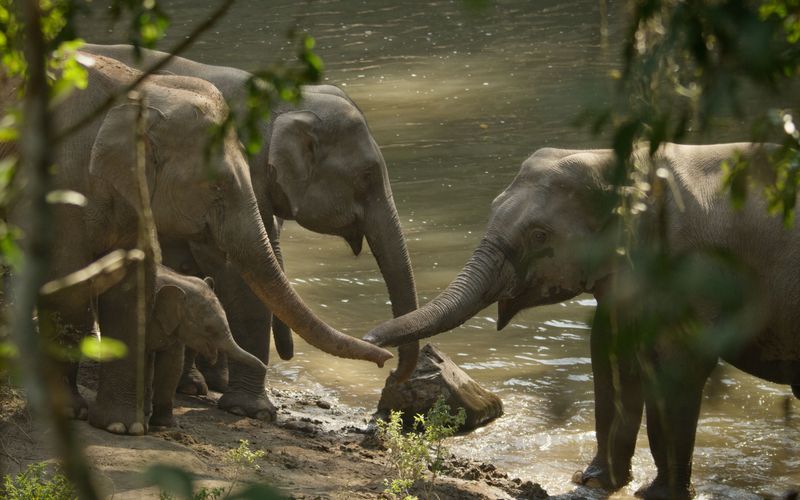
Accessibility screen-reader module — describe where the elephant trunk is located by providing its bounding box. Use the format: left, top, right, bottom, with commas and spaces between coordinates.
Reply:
266, 216, 294, 361
363, 237, 515, 348
220, 193, 393, 366
364, 195, 420, 382
221, 333, 267, 372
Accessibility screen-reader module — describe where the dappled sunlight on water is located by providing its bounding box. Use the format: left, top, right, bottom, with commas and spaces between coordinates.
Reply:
86, 0, 800, 496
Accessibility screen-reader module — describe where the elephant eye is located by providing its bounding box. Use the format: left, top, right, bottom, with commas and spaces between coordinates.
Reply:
532, 229, 548, 244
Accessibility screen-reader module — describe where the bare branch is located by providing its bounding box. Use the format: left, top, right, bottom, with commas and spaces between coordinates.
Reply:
39, 249, 145, 297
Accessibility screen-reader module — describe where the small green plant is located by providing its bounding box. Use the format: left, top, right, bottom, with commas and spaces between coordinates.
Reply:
225, 439, 266, 471
2, 461, 76, 500
376, 396, 466, 500
159, 485, 225, 500
222, 439, 266, 496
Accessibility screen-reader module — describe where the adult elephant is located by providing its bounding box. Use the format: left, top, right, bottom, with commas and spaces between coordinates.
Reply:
81, 44, 420, 415
364, 144, 800, 499
7, 53, 391, 434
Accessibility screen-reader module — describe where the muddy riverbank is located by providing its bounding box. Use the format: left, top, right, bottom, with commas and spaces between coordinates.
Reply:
1, 374, 582, 499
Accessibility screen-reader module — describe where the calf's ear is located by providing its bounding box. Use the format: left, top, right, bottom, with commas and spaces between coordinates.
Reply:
153, 284, 186, 337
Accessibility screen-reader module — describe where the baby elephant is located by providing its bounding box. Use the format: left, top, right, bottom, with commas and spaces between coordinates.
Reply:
144, 265, 266, 430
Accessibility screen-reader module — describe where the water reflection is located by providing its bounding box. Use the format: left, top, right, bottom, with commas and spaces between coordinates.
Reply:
84, 0, 799, 497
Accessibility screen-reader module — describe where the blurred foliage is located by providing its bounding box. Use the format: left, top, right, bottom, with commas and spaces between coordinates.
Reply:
109, 0, 169, 52
147, 460, 284, 500
578, 0, 800, 363
592, 0, 800, 226
206, 30, 323, 163
2, 461, 77, 499
78, 335, 128, 361
1, 1, 323, 498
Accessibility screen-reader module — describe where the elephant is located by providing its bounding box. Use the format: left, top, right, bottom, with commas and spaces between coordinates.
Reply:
4, 53, 391, 435
363, 143, 800, 499
147, 264, 265, 430
79, 43, 421, 413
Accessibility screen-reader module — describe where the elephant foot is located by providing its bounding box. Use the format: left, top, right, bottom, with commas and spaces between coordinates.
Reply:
88, 402, 147, 436
177, 366, 208, 396
62, 389, 89, 421
149, 412, 177, 429
218, 389, 276, 422
571, 459, 631, 491
635, 477, 695, 500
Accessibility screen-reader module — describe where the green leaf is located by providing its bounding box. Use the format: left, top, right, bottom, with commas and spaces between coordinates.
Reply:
0, 221, 22, 271
46, 189, 87, 207
229, 483, 286, 499
0, 341, 18, 359
79, 336, 128, 361
0, 113, 18, 141
143, 464, 195, 499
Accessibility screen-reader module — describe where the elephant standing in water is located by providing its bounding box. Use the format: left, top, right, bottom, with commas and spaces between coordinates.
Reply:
81, 44, 420, 417
364, 144, 800, 499
6, 53, 391, 434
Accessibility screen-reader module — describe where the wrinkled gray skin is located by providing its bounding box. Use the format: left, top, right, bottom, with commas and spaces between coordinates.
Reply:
81, 44, 420, 414
7, 54, 391, 435
364, 144, 800, 500
146, 265, 265, 430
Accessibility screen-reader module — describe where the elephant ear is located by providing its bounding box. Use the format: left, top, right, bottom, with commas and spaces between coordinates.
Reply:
267, 110, 321, 217
153, 283, 186, 337
88, 102, 162, 211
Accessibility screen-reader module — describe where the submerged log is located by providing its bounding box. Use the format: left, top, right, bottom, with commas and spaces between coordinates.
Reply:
377, 343, 503, 432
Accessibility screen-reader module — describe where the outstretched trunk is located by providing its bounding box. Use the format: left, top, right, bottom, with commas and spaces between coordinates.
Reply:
364, 238, 515, 348
219, 191, 392, 367
221, 334, 267, 372
364, 195, 420, 382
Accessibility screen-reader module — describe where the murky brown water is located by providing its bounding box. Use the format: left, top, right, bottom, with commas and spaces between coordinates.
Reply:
86, 1, 799, 497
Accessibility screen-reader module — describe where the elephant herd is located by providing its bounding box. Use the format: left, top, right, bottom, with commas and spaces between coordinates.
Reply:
2, 45, 799, 499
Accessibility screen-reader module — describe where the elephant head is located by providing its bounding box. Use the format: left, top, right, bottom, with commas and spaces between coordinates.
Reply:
151, 266, 263, 370
85, 55, 391, 366
266, 89, 419, 379
364, 148, 616, 347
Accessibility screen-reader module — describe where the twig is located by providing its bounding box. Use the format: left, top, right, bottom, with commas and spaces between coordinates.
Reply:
12, 0, 99, 497
132, 93, 153, 433
10, 418, 33, 444
38, 249, 145, 297
0, 429, 22, 466
55, 0, 237, 142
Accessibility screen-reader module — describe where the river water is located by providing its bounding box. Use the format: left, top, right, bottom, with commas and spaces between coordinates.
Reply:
85, 1, 799, 497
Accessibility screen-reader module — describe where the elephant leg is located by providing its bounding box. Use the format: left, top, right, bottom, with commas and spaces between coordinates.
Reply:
177, 347, 208, 395
634, 346, 717, 500
89, 265, 153, 436
219, 308, 275, 421
216, 281, 274, 420
575, 302, 643, 491
37, 302, 94, 421
64, 358, 87, 420
189, 242, 276, 421
151, 343, 183, 428
196, 352, 229, 392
